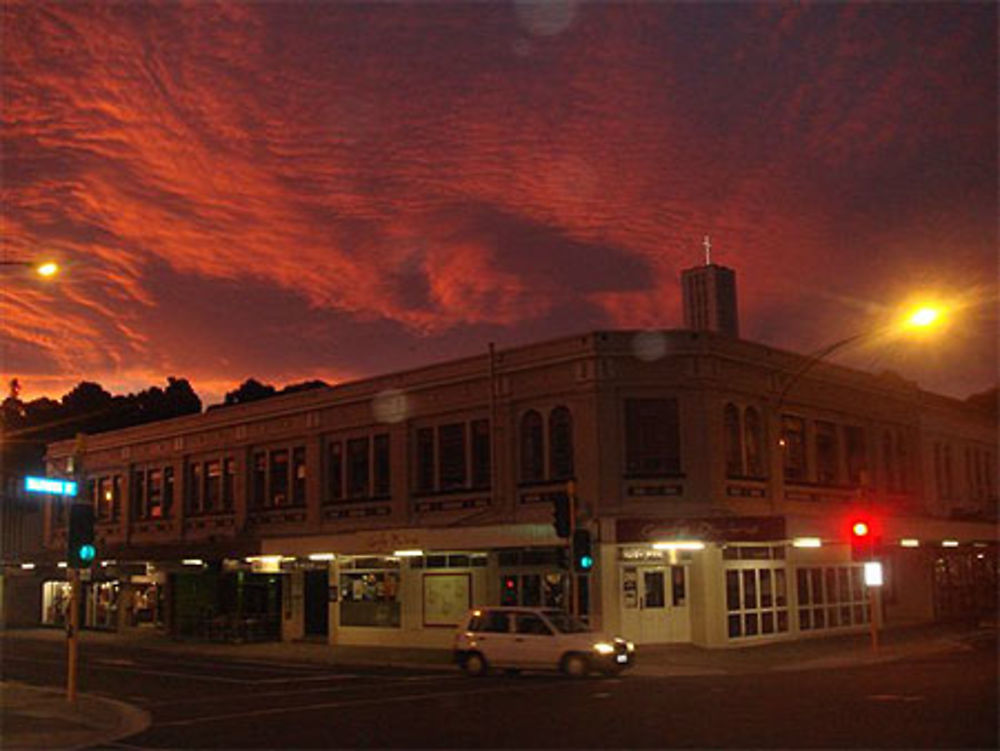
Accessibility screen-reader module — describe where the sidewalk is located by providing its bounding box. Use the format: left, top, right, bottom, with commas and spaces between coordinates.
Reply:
1, 621, 992, 750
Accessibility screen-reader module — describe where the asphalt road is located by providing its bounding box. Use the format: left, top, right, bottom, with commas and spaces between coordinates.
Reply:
1, 634, 996, 749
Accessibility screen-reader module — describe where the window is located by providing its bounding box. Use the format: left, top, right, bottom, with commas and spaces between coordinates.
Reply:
292, 447, 307, 505
328, 441, 343, 501
895, 431, 908, 492
726, 564, 788, 639
252, 452, 266, 508
796, 565, 869, 631
222, 459, 235, 512
163, 467, 174, 517
438, 423, 467, 490
781, 416, 807, 481
374, 434, 390, 497
845, 426, 867, 485
625, 398, 681, 475
147, 469, 163, 518
471, 419, 491, 489
815, 421, 839, 485
882, 431, 895, 492
520, 410, 544, 482
205, 460, 221, 512
724, 403, 742, 477
548, 407, 574, 480
417, 428, 434, 492
347, 438, 369, 498
188, 463, 203, 514
744, 407, 764, 478
339, 565, 400, 628
270, 449, 289, 506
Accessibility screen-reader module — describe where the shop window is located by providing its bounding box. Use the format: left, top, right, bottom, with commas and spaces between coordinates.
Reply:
438, 423, 467, 490
724, 403, 742, 477
42, 581, 71, 626
549, 406, 574, 480
796, 565, 869, 631
292, 447, 307, 505
624, 398, 681, 476
781, 416, 807, 481
744, 407, 764, 478
416, 428, 434, 492
522, 574, 541, 606
520, 410, 544, 482
726, 564, 789, 640
471, 419, 491, 489
373, 434, 390, 497
845, 425, 868, 485
815, 421, 839, 485
339, 570, 400, 628
188, 463, 203, 514
347, 438, 369, 498
163, 467, 174, 516
671, 566, 686, 606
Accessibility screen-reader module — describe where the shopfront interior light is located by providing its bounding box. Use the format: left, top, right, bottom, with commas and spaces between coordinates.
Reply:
941, 540, 959, 548
182, 559, 204, 566
900, 539, 920, 548
20, 562, 36, 570
393, 549, 423, 557
651, 541, 705, 551
57, 562, 67, 568
245, 555, 282, 564
792, 537, 822, 548
308, 553, 336, 561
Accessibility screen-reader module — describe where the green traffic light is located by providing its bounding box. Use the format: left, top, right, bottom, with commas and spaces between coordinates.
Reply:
79, 544, 96, 563
579, 555, 593, 570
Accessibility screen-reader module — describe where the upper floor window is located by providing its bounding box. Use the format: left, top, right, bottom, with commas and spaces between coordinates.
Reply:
132, 466, 173, 520
251, 445, 306, 509
414, 419, 491, 493
815, 421, 839, 486
744, 407, 764, 478
188, 457, 235, 515
844, 425, 868, 486
882, 431, 896, 492
89, 474, 122, 521
724, 404, 742, 477
520, 410, 544, 482
781, 416, 807, 482
548, 407, 574, 481
625, 398, 681, 476
325, 433, 390, 503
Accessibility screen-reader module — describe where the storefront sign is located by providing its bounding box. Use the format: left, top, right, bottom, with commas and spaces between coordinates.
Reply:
616, 516, 786, 544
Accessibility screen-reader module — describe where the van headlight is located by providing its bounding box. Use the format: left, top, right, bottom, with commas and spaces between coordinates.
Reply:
614, 637, 635, 653
593, 642, 615, 655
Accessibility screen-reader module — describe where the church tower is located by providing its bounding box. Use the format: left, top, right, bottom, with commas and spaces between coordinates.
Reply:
681, 236, 740, 338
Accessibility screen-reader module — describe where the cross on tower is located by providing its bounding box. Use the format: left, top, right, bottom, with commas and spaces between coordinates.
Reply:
703, 235, 712, 265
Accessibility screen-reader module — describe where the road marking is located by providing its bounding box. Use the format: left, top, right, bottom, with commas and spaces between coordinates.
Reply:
591, 692, 612, 698
156, 681, 565, 727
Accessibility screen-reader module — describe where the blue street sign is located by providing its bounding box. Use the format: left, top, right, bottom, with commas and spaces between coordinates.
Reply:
24, 476, 78, 497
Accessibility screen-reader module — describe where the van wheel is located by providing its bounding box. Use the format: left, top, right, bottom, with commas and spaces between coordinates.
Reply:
561, 653, 590, 678
463, 652, 488, 677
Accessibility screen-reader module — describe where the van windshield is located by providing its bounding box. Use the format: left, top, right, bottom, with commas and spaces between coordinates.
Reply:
543, 610, 591, 634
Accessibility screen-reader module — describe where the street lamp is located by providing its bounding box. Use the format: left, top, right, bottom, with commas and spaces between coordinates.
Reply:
0, 259, 61, 278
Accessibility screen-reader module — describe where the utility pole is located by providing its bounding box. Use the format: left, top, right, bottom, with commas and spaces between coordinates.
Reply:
567, 480, 579, 618
67, 432, 86, 703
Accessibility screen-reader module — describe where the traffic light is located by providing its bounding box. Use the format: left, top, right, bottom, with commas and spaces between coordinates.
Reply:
850, 517, 873, 561
67, 503, 96, 568
572, 529, 593, 572
552, 493, 571, 538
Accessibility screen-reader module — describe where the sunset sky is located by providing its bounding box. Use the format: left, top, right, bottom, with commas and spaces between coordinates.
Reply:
2, 1, 996, 406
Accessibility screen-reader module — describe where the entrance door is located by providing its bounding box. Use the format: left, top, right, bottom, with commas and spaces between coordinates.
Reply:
304, 570, 329, 637
620, 565, 691, 643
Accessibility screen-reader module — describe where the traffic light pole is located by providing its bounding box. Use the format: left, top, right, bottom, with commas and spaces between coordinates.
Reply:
67, 566, 80, 702
567, 481, 579, 619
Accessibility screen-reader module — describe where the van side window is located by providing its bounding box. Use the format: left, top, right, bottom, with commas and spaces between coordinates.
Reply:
515, 613, 552, 636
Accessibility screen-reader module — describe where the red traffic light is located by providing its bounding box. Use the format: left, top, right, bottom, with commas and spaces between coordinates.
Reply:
852, 520, 870, 538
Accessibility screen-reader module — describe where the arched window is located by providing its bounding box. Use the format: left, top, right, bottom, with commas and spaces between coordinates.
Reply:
724, 404, 742, 477
744, 407, 764, 478
549, 407, 574, 480
895, 430, 908, 492
520, 410, 544, 483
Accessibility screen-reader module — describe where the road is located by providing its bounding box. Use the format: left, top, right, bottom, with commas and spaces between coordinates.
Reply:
1, 634, 996, 749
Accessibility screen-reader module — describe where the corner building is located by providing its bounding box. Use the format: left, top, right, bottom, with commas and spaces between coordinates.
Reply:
40, 330, 997, 648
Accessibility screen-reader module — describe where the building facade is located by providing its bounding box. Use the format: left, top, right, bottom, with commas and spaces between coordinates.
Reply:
32, 328, 997, 649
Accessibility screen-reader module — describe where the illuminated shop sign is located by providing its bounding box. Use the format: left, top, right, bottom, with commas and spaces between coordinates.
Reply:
24, 476, 78, 496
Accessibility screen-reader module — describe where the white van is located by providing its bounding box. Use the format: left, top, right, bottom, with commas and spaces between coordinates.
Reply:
453, 606, 635, 678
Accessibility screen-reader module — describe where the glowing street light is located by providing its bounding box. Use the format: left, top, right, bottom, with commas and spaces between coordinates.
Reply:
1, 259, 61, 279
36, 261, 60, 278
